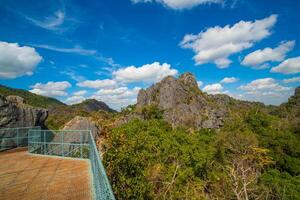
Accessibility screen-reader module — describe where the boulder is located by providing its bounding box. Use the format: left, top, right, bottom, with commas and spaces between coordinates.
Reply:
62, 116, 101, 140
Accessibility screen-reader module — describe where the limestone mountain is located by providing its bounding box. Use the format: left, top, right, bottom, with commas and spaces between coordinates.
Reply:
0, 85, 115, 130
136, 72, 227, 129
71, 99, 116, 113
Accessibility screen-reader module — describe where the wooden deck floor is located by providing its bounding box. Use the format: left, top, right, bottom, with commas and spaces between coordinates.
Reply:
0, 148, 93, 200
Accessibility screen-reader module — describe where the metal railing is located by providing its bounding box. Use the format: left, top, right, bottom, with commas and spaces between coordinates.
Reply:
27, 129, 115, 200
0, 126, 41, 151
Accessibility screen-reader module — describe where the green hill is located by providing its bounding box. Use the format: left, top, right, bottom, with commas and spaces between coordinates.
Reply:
0, 84, 65, 108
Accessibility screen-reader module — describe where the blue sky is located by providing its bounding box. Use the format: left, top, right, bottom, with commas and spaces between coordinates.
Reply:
0, 0, 300, 110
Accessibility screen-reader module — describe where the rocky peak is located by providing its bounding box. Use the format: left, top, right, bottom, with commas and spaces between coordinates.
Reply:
72, 99, 115, 113
295, 86, 300, 96
6, 95, 25, 105
178, 72, 198, 88
136, 72, 227, 129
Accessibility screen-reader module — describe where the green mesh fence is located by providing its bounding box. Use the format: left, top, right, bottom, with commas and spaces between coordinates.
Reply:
28, 129, 115, 200
0, 126, 41, 151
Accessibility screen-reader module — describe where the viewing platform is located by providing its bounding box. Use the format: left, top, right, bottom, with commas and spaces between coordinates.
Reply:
0, 127, 115, 200
0, 148, 92, 200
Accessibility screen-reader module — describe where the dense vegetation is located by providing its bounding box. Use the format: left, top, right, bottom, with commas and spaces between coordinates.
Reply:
103, 97, 300, 199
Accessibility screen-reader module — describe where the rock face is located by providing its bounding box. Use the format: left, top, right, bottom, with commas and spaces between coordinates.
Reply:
72, 99, 115, 113
46, 116, 101, 155
136, 72, 227, 129
286, 86, 300, 111
0, 95, 48, 128
62, 116, 101, 139
0, 95, 48, 150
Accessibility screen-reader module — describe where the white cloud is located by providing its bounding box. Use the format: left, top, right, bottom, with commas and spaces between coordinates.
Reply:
242, 40, 295, 68
61, 70, 85, 82
73, 90, 87, 96
239, 78, 291, 105
33, 44, 119, 67
77, 79, 117, 89
113, 62, 178, 83
283, 77, 300, 84
33, 44, 97, 56
64, 90, 87, 105
90, 87, 141, 110
30, 81, 71, 97
180, 14, 277, 68
220, 77, 239, 83
131, 0, 223, 10
197, 81, 203, 87
271, 56, 300, 74
65, 95, 85, 105
0, 41, 42, 79
239, 78, 290, 92
203, 83, 227, 94
24, 10, 65, 31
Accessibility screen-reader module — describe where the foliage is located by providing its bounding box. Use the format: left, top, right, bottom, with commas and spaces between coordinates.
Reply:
260, 169, 300, 200
104, 119, 216, 199
103, 102, 300, 199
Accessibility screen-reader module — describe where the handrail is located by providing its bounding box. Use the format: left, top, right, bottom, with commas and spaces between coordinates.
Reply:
89, 131, 115, 200
0, 126, 41, 151
0, 126, 41, 131
27, 128, 115, 200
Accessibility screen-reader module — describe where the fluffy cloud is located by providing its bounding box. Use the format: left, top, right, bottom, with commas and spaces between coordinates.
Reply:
180, 14, 277, 68
202, 83, 227, 94
271, 56, 300, 74
239, 78, 289, 92
64, 90, 87, 104
113, 62, 178, 83
91, 87, 141, 110
239, 78, 291, 105
220, 77, 239, 83
197, 81, 203, 87
242, 41, 295, 68
283, 77, 300, 83
30, 81, 71, 97
73, 90, 87, 96
64, 95, 85, 105
0, 41, 42, 79
131, 0, 223, 10
77, 79, 117, 89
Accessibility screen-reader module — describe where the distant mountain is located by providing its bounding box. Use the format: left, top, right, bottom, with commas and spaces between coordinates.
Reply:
0, 84, 64, 108
0, 85, 115, 129
71, 99, 116, 113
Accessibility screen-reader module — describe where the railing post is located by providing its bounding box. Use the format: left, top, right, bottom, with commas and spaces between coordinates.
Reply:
16, 128, 19, 147
80, 132, 83, 158
44, 130, 46, 155
62, 131, 64, 157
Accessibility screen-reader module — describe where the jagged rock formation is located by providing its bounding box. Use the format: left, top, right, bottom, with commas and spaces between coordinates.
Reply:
71, 99, 115, 113
0, 95, 48, 128
288, 86, 300, 109
136, 72, 227, 129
